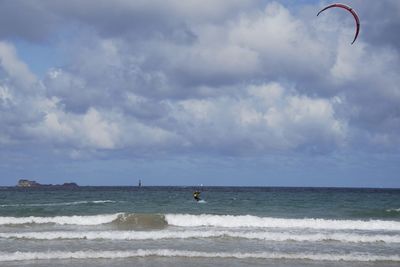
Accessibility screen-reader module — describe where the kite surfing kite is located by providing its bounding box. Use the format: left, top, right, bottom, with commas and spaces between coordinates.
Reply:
317, 3, 360, 44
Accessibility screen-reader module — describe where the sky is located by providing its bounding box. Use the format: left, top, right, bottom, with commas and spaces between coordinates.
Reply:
0, 0, 399, 187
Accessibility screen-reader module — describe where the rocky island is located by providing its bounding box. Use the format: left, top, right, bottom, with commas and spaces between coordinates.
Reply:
17, 179, 79, 189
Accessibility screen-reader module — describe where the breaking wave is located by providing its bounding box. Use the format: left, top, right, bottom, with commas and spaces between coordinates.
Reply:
112, 213, 167, 229
0, 214, 121, 226
0, 249, 399, 262
387, 208, 400, 212
1, 213, 400, 231
0, 213, 167, 229
165, 214, 400, 231
1, 230, 399, 243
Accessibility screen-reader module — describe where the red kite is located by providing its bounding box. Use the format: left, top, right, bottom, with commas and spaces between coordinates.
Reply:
317, 3, 360, 44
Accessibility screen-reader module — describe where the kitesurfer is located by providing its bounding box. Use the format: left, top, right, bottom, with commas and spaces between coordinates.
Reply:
193, 191, 201, 201
317, 3, 360, 44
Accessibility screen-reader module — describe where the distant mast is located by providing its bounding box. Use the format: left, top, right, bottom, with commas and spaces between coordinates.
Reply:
138, 179, 142, 187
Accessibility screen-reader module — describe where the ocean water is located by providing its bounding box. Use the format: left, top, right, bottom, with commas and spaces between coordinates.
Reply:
0, 186, 399, 267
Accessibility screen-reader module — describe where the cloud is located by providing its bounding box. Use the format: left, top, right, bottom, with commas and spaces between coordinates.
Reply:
0, 0, 399, 165
350, 0, 400, 50
29, 106, 120, 149
0, 1, 59, 42
0, 42, 37, 87
24, 99, 180, 154
166, 83, 346, 155
0, 0, 253, 42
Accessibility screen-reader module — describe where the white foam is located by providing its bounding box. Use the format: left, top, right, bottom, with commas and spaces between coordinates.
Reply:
0, 249, 399, 262
0, 214, 121, 225
1, 230, 399, 243
2, 213, 400, 231
0, 200, 117, 208
165, 214, 400, 231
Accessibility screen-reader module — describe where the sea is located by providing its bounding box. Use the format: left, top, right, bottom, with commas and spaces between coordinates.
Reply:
0, 186, 399, 267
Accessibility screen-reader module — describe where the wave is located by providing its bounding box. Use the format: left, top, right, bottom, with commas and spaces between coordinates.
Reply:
0, 213, 167, 229
387, 208, 400, 212
0, 214, 121, 226
114, 213, 167, 229
1, 213, 400, 231
165, 214, 400, 231
0, 249, 399, 262
0, 200, 118, 208
1, 230, 399, 243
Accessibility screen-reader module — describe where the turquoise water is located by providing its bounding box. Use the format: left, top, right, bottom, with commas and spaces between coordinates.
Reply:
0, 186, 399, 266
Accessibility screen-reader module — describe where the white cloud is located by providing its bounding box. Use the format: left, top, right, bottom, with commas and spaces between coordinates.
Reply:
81, 108, 120, 149
0, 42, 37, 88
227, 2, 331, 78
28, 106, 120, 150
167, 83, 347, 154
0, 85, 13, 106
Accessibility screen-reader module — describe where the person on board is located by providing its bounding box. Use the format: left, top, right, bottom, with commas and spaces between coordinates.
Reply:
193, 191, 201, 201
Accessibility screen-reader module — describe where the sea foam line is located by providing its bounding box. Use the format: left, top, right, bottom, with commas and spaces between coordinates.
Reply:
0, 214, 121, 225
2, 213, 400, 231
0, 249, 399, 262
1, 230, 399, 243
165, 214, 400, 231
0, 200, 118, 208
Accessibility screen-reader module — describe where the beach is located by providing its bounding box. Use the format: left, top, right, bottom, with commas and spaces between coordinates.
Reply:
0, 186, 399, 267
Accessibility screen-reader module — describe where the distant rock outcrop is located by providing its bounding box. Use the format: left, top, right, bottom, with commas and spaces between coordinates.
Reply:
17, 179, 79, 189
60, 182, 79, 189
17, 179, 41, 187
